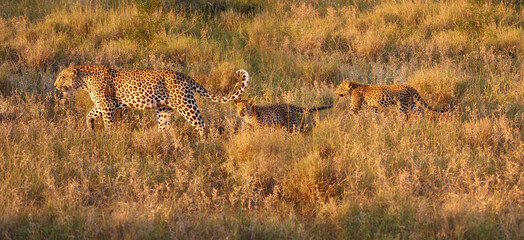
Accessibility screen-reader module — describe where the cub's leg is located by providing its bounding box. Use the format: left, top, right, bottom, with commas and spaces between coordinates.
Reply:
397, 101, 410, 121
370, 107, 379, 119
411, 102, 425, 120
349, 93, 363, 114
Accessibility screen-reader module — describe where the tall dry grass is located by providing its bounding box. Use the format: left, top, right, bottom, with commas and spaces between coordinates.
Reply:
0, 0, 523, 239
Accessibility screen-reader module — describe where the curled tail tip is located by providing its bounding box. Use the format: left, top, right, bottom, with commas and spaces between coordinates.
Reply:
225, 69, 249, 102
235, 69, 249, 78
203, 69, 249, 103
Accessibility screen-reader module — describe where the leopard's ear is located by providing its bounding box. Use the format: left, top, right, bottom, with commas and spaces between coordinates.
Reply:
248, 99, 253, 105
71, 67, 78, 77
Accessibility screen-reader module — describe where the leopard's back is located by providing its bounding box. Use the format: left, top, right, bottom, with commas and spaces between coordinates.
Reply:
360, 84, 417, 108
256, 103, 301, 128
111, 70, 186, 109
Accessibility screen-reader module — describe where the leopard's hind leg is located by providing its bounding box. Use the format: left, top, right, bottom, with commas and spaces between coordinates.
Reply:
407, 96, 425, 120
412, 102, 425, 120
397, 101, 410, 121
171, 93, 207, 138
288, 116, 301, 133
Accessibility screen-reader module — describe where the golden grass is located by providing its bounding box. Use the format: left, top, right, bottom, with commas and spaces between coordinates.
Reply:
0, 0, 523, 239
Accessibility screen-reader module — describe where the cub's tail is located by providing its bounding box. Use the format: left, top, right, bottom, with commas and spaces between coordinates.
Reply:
194, 69, 250, 103
413, 91, 450, 113
306, 104, 333, 113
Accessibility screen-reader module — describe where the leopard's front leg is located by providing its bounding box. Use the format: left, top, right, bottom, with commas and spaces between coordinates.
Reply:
86, 107, 103, 130
349, 91, 363, 114
101, 107, 115, 132
93, 97, 116, 132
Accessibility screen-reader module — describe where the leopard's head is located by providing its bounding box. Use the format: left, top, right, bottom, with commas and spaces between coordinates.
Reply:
54, 66, 85, 94
234, 99, 256, 117
335, 81, 359, 97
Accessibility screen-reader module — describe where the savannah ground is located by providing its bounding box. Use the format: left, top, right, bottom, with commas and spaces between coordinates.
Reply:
0, 0, 523, 239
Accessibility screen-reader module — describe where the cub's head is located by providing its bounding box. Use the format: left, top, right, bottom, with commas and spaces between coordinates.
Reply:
335, 81, 362, 97
234, 99, 256, 117
54, 66, 84, 94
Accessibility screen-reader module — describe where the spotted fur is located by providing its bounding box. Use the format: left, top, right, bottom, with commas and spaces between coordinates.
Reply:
54, 65, 249, 137
234, 100, 332, 132
335, 80, 449, 120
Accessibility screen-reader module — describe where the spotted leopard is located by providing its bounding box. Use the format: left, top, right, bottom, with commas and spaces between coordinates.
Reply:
54, 65, 249, 137
234, 99, 332, 132
336, 80, 449, 119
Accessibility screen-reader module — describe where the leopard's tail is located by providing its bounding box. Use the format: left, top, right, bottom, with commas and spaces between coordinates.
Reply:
305, 104, 333, 113
413, 91, 450, 113
193, 69, 250, 103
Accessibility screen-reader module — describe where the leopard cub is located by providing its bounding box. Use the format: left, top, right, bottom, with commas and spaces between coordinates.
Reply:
336, 80, 449, 120
234, 99, 332, 132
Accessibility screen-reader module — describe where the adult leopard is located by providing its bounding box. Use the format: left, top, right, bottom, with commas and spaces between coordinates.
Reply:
336, 80, 449, 120
54, 65, 249, 137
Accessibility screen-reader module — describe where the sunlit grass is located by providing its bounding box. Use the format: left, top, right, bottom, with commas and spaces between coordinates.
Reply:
0, 0, 522, 239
